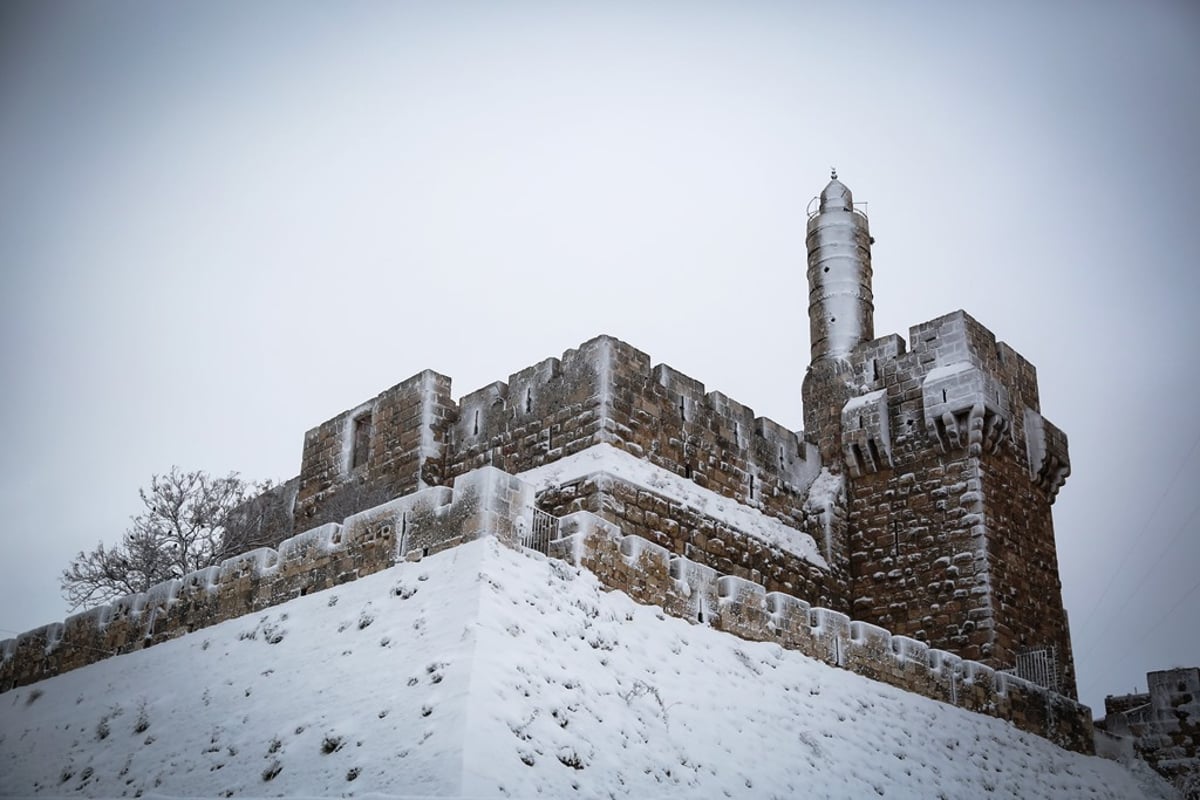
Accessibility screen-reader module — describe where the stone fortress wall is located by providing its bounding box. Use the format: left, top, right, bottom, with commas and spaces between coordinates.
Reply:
1099, 668, 1200, 796
0, 467, 534, 693
286, 334, 841, 608
0, 462, 1093, 754
0, 175, 1090, 755
292, 335, 821, 549
805, 311, 1077, 696
550, 512, 1094, 754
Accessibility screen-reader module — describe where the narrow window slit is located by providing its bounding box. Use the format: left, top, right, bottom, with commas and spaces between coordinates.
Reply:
352, 413, 373, 469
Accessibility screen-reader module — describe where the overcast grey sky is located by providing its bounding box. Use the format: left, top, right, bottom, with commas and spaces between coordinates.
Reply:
2, 1, 1197, 716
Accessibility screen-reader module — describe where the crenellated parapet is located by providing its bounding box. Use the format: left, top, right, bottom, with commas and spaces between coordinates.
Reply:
295, 369, 456, 529
841, 389, 892, 476
287, 335, 821, 552
551, 520, 1094, 754
806, 308, 1076, 697
0, 466, 532, 693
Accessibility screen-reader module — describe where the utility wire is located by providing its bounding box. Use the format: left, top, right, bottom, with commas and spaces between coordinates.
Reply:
1076, 428, 1200, 637
1096, 574, 1200, 690
1078, 497, 1200, 663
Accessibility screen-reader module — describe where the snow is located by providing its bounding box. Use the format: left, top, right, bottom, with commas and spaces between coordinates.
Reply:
803, 467, 845, 563
594, 337, 613, 440
517, 444, 827, 568
418, 372, 442, 487
0, 538, 1172, 799
924, 361, 974, 383
843, 388, 887, 415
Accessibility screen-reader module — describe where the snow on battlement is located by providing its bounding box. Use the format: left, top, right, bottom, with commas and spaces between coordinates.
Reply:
0, 466, 533, 693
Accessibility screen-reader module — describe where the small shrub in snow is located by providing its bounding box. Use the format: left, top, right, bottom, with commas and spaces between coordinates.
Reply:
133, 701, 149, 733
267, 737, 282, 754
358, 611, 374, 629
321, 734, 344, 754
26, 689, 44, 706
346, 767, 361, 781
327, 594, 338, 607
557, 748, 586, 770
261, 760, 282, 781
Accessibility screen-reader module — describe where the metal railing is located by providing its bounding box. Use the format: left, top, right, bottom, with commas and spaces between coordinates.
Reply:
522, 508, 559, 555
1003, 646, 1061, 693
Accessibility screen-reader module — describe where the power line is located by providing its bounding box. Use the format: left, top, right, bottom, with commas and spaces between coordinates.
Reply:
1076, 428, 1200, 638
1094, 574, 1200, 691
1078, 497, 1200, 663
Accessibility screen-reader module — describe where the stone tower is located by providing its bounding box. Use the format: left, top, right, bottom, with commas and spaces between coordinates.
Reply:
802, 172, 874, 466
800, 175, 1077, 696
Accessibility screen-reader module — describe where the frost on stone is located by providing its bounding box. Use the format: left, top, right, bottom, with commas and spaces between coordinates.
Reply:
0, 539, 1174, 800
803, 468, 845, 563
519, 444, 826, 568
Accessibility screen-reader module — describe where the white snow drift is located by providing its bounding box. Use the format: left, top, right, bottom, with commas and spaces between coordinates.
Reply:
0, 538, 1174, 799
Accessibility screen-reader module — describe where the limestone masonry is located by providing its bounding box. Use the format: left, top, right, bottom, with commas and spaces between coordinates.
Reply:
1099, 668, 1199, 796
1, 176, 1087, 751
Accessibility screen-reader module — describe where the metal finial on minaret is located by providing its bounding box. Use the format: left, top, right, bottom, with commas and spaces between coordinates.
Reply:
831, 167, 838, 180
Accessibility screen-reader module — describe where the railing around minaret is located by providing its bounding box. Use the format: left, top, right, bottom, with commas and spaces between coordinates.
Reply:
523, 508, 559, 555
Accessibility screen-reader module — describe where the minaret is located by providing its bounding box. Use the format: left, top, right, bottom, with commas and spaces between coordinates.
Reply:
806, 171, 874, 362
802, 171, 876, 466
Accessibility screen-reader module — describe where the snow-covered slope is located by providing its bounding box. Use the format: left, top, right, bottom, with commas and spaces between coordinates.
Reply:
0, 539, 1174, 799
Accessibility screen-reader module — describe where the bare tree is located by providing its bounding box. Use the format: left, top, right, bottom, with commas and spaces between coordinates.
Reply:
60, 468, 264, 611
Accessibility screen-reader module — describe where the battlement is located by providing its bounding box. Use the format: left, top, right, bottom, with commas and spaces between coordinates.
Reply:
0, 465, 532, 693
8, 176, 1085, 760
1, 457, 1091, 753
1100, 667, 1200, 793
837, 310, 1055, 473
292, 334, 820, 543
802, 307, 1077, 695
549, 512, 1093, 753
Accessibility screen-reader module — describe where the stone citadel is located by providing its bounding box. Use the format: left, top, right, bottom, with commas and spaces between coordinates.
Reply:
0, 175, 1084, 748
